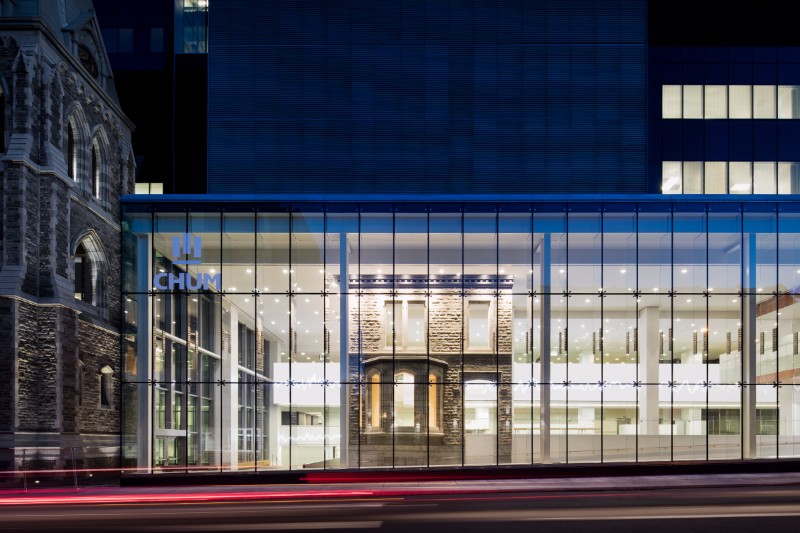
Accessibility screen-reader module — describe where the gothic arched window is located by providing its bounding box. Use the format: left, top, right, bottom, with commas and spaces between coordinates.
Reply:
67, 122, 77, 180
90, 142, 100, 198
74, 243, 92, 303
74, 236, 105, 309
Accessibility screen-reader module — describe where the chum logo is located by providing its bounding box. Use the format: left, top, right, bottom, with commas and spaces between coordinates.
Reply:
153, 234, 221, 291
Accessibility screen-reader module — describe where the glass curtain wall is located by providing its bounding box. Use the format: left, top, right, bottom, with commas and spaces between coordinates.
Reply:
121, 199, 800, 471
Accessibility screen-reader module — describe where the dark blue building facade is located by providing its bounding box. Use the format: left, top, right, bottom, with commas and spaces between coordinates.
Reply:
208, 0, 647, 194
650, 47, 800, 195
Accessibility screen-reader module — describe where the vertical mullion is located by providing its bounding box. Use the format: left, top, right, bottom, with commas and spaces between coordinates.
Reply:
218, 210, 223, 472
634, 204, 640, 463
357, 209, 363, 468
391, 207, 396, 468
495, 206, 500, 466
775, 204, 780, 459
151, 210, 156, 472
705, 203, 710, 462
253, 210, 258, 472
670, 203, 675, 463
565, 205, 570, 463
460, 206, 465, 467
322, 209, 327, 469
600, 205, 605, 463
426, 207, 431, 468
286, 209, 290, 470
530, 206, 535, 464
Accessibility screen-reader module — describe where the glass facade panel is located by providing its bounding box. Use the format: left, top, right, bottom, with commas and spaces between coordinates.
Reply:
662, 161, 682, 193
754, 85, 776, 118
729, 162, 752, 194
754, 162, 777, 194
704, 85, 727, 119
662, 85, 682, 119
683, 85, 703, 119
729, 85, 752, 119
705, 162, 727, 194
663, 161, 800, 196
778, 163, 800, 194
778, 86, 800, 119
683, 162, 703, 194
122, 199, 800, 472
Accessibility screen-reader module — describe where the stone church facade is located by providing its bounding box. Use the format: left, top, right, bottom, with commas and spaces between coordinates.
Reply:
0, 1, 133, 469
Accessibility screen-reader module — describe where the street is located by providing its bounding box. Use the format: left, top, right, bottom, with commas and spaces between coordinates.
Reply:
2, 473, 800, 532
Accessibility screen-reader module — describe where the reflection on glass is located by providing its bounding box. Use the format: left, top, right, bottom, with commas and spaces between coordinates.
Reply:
122, 201, 800, 472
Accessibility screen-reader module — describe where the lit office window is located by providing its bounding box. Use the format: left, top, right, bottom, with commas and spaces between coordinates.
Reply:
661, 162, 682, 193
729, 85, 752, 119
663, 161, 800, 195
779, 162, 800, 194
778, 86, 800, 118
754, 162, 776, 194
683, 85, 703, 118
728, 162, 752, 194
134, 182, 164, 194
705, 162, 727, 194
662, 84, 800, 119
683, 162, 703, 194
704, 85, 727, 118
662, 85, 682, 118
754, 86, 776, 118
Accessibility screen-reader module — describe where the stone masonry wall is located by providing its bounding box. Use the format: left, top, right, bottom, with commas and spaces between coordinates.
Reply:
76, 320, 120, 435
0, 23, 132, 461
0, 298, 15, 432
16, 300, 58, 432
347, 288, 514, 464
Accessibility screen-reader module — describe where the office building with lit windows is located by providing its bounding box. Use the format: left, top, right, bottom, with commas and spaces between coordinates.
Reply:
119, 1, 800, 473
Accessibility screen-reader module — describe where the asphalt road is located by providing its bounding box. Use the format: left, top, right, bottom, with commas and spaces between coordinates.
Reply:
3, 480, 800, 532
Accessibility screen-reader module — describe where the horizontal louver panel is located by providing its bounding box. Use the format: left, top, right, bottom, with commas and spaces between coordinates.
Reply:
209, 0, 647, 194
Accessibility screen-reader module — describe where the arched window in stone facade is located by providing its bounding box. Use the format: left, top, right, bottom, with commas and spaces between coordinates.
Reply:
73, 235, 105, 309
78, 359, 86, 407
394, 372, 415, 429
90, 141, 100, 198
99, 365, 113, 408
370, 373, 381, 430
66, 121, 77, 180
0, 85, 5, 153
363, 361, 445, 436
429, 374, 438, 430
74, 243, 92, 302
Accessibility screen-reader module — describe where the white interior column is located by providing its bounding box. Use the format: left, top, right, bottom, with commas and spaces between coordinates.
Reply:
264, 331, 280, 466
638, 306, 659, 435
136, 234, 152, 471
222, 305, 239, 469
339, 234, 350, 468
781, 381, 800, 447
742, 233, 757, 458
539, 234, 551, 464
